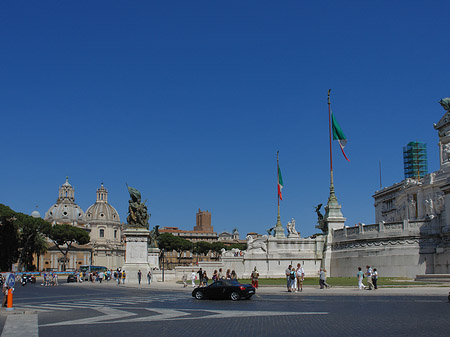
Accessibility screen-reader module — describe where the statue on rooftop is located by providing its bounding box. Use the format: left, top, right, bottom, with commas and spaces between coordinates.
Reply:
439, 98, 450, 112
286, 218, 300, 238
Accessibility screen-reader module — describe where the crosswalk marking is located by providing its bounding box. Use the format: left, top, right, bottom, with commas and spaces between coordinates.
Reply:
40, 308, 329, 327
15, 294, 187, 313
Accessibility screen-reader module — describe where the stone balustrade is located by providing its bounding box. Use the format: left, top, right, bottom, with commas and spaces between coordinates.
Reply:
333, 220, 430, 241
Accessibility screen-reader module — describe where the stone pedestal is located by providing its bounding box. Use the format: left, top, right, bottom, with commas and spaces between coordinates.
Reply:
148, 247, 160, 269
122, 228, 151, 284
322, 178, 346, 276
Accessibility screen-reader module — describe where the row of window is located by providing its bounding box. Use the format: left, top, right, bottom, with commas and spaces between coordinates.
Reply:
98, 228, 118, 239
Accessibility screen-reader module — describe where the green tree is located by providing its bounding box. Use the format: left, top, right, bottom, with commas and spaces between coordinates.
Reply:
14, 214, 50, 271
0, 205, 19, 271
0, 204, 51, 271
228, 242, 247, 251
210, 241, 225, 260
194, 241, 212, 256
45, 224, 90, 271
157, 233, 193, 265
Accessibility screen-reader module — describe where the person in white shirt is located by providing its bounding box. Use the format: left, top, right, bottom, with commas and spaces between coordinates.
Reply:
296, 263, 305, 292
191, 270, 196, 288
372, 268, 378, 290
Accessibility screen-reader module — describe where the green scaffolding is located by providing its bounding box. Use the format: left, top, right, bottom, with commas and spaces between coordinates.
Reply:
403, 141, 428, 179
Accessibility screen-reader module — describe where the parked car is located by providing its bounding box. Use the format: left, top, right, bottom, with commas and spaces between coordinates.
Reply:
192, 280, 255, 301
67, 274, 77, 283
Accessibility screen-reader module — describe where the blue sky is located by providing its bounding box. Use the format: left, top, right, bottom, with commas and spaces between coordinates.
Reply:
1, 1, 449, 237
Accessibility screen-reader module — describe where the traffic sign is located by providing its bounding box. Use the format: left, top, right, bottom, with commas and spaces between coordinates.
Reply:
6, 273, 15, 288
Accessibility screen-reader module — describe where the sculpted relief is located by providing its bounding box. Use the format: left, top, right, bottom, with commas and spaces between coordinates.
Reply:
442, 143, 450, 163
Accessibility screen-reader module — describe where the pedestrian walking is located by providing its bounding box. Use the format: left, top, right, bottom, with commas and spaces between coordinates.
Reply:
357, 267, 365, 290
122, 270, 126, 284
285, 265, 292, 292
202, 271, 209, 286
137, 270, 142, 285
197, 268, 203, 285
147, 270, 152, 285
319, 268, 330, 289
117, 270, 122, 285
366, 265, 374, 290
2, 282, 8, 308
290, 268, 297, 292
182, 271, 187, 287
296, 263, 304, 292
372, 268, 378, 290
251, 267, 259, 289
191, 270, 196, 287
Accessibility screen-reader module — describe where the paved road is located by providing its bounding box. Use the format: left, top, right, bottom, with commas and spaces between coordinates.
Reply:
1, 282, 450, 337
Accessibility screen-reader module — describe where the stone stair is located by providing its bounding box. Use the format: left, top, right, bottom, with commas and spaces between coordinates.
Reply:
415, 274, 450, 282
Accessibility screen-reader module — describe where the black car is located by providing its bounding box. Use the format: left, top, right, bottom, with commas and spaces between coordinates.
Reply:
192, 280, 255, 301
67, 274, 77, 283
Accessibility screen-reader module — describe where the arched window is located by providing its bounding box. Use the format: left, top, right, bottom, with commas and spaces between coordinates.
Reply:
99, 229, 105, 238
114, 230, 117, 239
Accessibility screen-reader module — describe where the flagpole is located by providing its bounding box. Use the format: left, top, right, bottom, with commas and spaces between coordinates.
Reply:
328, 89, 335, 195
328, 89, 333, 173
277, 151, 280, 216
277, 151, 279, 206
274, 151, 284, 238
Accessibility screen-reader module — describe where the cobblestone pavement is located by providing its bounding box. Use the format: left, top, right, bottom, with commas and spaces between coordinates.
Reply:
1, 282, 449, 337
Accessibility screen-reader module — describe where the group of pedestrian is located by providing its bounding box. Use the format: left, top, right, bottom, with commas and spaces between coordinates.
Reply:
190, 267, 238, 287
285, 263, 305, 292
137, 269, 153, 285
357, 265, 378, 290
41, 272, 58, 286
113, 269, 127, 284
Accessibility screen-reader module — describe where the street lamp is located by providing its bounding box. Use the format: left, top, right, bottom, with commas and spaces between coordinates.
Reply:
160, 249, 165, 282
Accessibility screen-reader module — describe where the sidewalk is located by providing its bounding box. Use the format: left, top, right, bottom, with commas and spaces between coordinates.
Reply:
73, 279, 450, 297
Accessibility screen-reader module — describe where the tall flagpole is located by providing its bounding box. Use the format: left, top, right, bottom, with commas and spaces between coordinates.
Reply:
328, 89, 336, 202
274, 150, 284, 238
277, 151, 280, 219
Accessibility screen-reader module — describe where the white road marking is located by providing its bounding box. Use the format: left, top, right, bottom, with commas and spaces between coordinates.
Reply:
41, 306, 136, 327
1, 314, 38, 337
39, 308, 328, 326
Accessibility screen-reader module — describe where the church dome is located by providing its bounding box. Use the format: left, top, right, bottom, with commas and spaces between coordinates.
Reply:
31, 210, 41, 218
85, 183, 120, 223
44, 177, 86, 225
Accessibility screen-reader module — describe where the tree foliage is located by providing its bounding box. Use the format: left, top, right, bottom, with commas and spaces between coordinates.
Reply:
227, 242, 247, 251
0, 205, 19, 271
193, 241, 212, 256
45, 224, 90, 271
158, 233, 193, 263
0, 204, 51, 271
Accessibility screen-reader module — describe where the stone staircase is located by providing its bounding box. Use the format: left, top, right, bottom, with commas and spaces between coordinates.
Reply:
415, 274, 450, 282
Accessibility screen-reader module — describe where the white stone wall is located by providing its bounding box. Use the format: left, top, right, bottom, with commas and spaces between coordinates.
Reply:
329, 220, 437, 278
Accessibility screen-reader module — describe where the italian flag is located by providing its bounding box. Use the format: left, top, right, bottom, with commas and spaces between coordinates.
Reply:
278, 166, 284, 200
332, 112, 350, 162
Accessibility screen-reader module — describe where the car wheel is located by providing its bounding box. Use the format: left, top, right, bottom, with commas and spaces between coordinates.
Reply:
230, 291, 240, 301
195, 291, 204, 300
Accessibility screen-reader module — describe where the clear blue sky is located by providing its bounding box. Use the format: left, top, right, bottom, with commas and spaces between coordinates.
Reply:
1, 1, 449, 237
